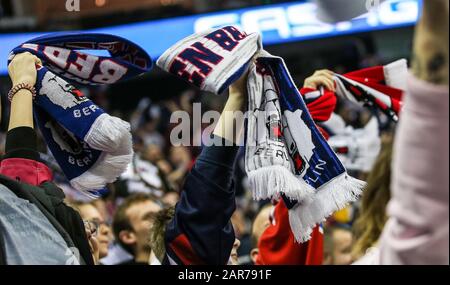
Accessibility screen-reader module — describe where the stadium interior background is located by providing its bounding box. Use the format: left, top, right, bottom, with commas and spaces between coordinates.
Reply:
0, 0, 418, 265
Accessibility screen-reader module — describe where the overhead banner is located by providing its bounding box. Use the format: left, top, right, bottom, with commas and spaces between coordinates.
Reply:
0, 0, 419, 75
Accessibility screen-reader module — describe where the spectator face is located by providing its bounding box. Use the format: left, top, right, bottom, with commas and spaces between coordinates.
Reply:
143, 144, 163, 163
143, 120, 158, 133
169, 146, 191, 166
250, 206, 273, 263
125, 200, 162, 256
330, 229, 353, 265
77, 204, 111, 259
229, 239, 241, 265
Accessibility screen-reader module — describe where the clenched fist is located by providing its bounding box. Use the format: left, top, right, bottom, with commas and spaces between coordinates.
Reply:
8, 52, 42, 87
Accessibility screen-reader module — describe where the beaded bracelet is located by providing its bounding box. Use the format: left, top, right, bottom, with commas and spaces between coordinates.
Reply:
7, 83, 37, 102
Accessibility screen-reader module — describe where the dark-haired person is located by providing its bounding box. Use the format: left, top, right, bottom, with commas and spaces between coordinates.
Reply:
112, 193, 162, 265
0, 53, 94, 265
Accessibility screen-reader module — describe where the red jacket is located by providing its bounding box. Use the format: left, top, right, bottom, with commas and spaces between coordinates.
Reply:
256, 199, 323, 265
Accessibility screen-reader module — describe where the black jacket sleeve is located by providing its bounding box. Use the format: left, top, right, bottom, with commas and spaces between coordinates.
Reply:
164, 137, 239, 265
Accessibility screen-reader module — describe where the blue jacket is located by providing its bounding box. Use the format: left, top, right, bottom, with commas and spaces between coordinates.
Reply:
163, 140, 239, 265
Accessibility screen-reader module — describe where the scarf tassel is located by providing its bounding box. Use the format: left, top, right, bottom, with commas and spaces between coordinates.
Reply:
248, 165, 315, 203
70, 113, 133, 193
84, 113, 132, 153
288, 173, 365, 243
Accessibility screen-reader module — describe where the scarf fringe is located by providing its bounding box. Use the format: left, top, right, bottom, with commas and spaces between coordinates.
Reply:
84, 113, 132, 152
71, 115, 133, 192
288, 173, 366, 243
69, 150, 133, 193
248, 165, 315, 203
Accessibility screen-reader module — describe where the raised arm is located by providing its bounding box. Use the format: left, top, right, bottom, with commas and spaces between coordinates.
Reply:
0, 53, 54, 186
213, 71, 247, 143
7, 52, 40, 131
164, 73, 247, 265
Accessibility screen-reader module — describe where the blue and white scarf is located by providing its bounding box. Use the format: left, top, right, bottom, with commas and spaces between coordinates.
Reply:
157, 26, 364, 242
9, 33, 152, 196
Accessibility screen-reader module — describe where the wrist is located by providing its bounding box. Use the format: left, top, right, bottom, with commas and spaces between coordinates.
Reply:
12, 77, 35, 87
8, 83, 37, 102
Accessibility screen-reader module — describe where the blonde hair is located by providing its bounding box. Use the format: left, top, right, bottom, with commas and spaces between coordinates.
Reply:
149, 206, 175, 262
352, 139, 393, 260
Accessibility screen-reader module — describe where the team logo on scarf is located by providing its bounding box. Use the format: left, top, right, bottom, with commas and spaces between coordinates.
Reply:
40, 72, 89, 110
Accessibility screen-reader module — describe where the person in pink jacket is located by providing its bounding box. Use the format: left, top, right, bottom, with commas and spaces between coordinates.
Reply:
378, 0, 449, 265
